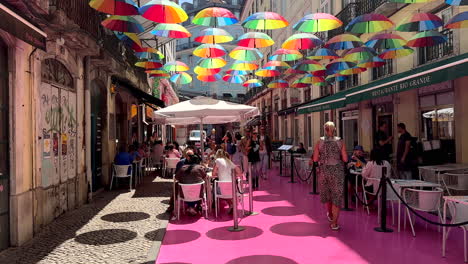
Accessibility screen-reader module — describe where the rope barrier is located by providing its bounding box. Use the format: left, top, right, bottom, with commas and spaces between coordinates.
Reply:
293, 159, 313, 182
352, 180, 383, 207
386, 178, 468, 227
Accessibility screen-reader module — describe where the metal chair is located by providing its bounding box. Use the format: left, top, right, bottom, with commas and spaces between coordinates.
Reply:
444, 201, 468, 262
214, 180, 245, 219
361, 176, 397, 225
177, 182, 208, 220
403, 187, 443, 237
442, 173, 468, 196
163, 158, 180, 178
110, 164, 133, 191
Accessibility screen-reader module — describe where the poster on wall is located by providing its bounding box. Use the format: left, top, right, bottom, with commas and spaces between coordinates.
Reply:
43, 134, 51, 158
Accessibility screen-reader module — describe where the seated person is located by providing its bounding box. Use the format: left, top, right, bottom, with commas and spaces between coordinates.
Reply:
129, 145, 141, 161
138, 143, 148, 159
295, 143, 307, 154
176, 147, 196, 173
362, 149, 392, 193
174, 155, 207, 216
114, 145, 134, 174
347, 145, 367, 170
166, 144, 182, 159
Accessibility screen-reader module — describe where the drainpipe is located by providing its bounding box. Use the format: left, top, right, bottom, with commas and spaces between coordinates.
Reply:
84, 56, 92, 202
28, 47, 38, 233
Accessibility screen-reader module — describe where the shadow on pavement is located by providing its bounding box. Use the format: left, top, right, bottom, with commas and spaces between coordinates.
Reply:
261, 206, 303, 216
269, 222, 330, 237
101, 212, 151, 222
226, 255, 299, 264
74, 229, 137, 245
205, 226, 263, 241
144, 228, 166, 241
161, 230, 201, 245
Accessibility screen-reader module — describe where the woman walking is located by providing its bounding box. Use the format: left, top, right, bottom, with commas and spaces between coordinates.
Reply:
313, 122, 348, 230
248, 132, 261, 190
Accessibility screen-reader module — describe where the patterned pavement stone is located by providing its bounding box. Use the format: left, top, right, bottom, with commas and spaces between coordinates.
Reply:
0, 174, 172, 264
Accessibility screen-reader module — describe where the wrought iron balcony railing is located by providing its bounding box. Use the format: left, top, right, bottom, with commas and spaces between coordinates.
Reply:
327, 3, 358, 40
418, 29, 454, 66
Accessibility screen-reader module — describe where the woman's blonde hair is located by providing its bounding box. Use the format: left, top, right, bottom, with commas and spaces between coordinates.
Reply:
324, 121, 336, 134
215, 149, 234, 166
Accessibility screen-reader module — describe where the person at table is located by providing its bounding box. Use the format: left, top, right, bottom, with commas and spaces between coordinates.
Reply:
138, 143, 148, 159
114, 145, 134, 166
176, 147, 195, 173
204, 141, 217, 158
248, 131, 261, 190
129, 145, 141, 161
296, 143, 307, 154
313, 121, 348, 231
362, 149, 392, 193
375, 122, 393, 161
240, 127, 252, 172
166, 144, 181, 159
396, 123, 415, 180
151, 140, 164, 170
259, 126, 272, 180
347, 145, 367, 170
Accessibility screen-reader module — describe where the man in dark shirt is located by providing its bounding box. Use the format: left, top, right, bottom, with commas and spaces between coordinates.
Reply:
396, 123, 414, 179
375, 122, 393, 161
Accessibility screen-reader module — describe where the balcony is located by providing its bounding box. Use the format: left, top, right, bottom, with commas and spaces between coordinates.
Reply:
418, 29, 454, 65
356, 0, 403, 18
328, 3, 358, 40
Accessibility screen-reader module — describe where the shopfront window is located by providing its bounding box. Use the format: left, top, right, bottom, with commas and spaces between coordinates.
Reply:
341, 110, 359, 153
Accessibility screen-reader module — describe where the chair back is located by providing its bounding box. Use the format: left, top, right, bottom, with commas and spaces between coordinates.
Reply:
444, 173, 468, 190
114, 164, 132, 178
362, 176, 380, 195
448, 202, 468, 228
217, 181, 233, 198
404, 188, 443, 212
179, 182, 204, 202
165, 158, 180, 169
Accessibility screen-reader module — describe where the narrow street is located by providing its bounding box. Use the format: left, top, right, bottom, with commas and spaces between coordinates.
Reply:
0, 174, 171, 264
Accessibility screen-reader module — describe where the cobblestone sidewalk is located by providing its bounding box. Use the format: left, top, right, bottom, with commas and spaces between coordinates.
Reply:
0, 174, 172, 264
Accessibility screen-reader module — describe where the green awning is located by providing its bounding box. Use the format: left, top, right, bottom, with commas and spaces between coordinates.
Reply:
297, 91, 348, 114
346, 53, 468, 104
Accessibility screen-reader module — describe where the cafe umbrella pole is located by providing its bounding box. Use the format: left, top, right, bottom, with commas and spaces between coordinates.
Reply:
374, 166, 393, 233
310, 162, 319, 195
228, 169, 245, 232
245, 162, 258, 216
289, 153, 296, 183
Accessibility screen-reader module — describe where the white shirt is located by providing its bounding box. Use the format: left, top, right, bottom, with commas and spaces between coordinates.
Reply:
362, 160, 392, 186
215, 158, 236, 182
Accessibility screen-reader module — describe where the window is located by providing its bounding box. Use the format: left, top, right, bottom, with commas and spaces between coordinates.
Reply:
294, 119, 300, 145
341, 110, 359, 153
304, 88, 311, 102
339, 74, 359, 91
372, 59, 393, 80
320, 85, 332, 97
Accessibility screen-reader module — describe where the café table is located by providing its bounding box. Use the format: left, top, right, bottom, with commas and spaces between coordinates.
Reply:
419, 163, 468, 183
442, 196, 468, 261
391, 179, 442, 232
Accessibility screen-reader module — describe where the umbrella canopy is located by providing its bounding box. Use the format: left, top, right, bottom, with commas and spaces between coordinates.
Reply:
231, 61, 259, 71
445, 11, 468, 28
101, 15, 144, 33
149, 73, 170, 78
223, 74, 246, 84
139, 0, 188, 23
396, 13, 443, 32
264, 61, 290, 70
115, 32, 142, 50
294, 60, 326, 72
255, 69, 281, 77
135, 60, 163, 69
300, 74, 326, 84
346, 14, 394, 33
293, 13, 343, 32
197, 74, 222, 82
134, 47, 165, 60
193, 44, 227, 58
407, 30, 447, 47
343, 47, 377, 62
150, 23, 191, 38
226, 69, 250, 75
282, 33, 324, 50
446, 0, 468, 4
291, 80, 310, 88
164, 61, 190, 72
192, 7, 238, 27
229, 47, 263, 61
89, 0, 139, 15
194, 28, 234, 44
307, 48, 340, 60
170, 72, 192, 85
237, 32, 275, 48
146, 69, 169, 74
339, 67, 367, 75
284, 68, 307, 75
326, 74, 349, 83
365, 33, 407, 50
242, 12, 289, 30
194, 66, 222, 75
269, 49, 303, 61
268, 79, 289, 88
326, 58, 357, 73
378, 46, 414, 59
197, 58, 227, 69
325, 34, 363, 50
357, 57, 387, 68
243, 79, 263, 88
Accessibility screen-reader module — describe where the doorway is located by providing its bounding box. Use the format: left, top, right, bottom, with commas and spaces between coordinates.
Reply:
341, 110, 359, 154
374, 103, 394, 151
91, 80, 106, 192
0, 39, 9, 250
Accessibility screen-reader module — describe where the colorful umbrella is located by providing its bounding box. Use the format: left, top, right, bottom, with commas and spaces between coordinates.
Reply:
339, 67, 367, 75
135, 49, 165, 61
396, 13, 443, 32
135, 60, 163, 69
407, 30, 447, 47
139, 0, 188, 23
282, 33, 324, 50
231, 61, 259, 71
294, 60, 325, 72
307, 48, 340, 60
357, 57, 387, 68
326, 74, 348, 83
223, 74, 246, 84
146, 69, 168, 74
263, 61, 290, 70
197, 58, 227, 69
115, 32, 142, 50
255, 69, 281, 77
194, 28, 234, 44
326, 58, 357, 74
197, 74, 222, 82
343, 47, 377, 62
170, 72, 192, 85
293, 13, 343, 32
89, 0, 139, 15
325, 34, 363, 50
229, 47, 263, 61
284, 68, 307, 75
192, 7, 238, 27
365, 33, 407, 50
237, 32, 275, 48
101, 15, 144, 33
378, 46, 414, 59
226, 69, 249, 75
345, 14, 394, 33
445, 11, 468, 28
193, 44, 227, 58
268, 80, 289, 88
242, 12, 289, 30
300, 74, 326, 84
243, 79, 263, 88
194, 66, 222, 75
150, 23, 191, 38
164, 61, 190, 72
269, 49, 303, 61
150, 73, 170, 78
446, 0, 468, 4
291, 80, 309, 88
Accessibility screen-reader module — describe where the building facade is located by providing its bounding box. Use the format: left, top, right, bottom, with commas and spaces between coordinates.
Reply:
241, 0, 468, 167
0, 0, 176, 250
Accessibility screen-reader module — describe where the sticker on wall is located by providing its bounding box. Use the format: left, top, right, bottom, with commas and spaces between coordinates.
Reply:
43, 134, 51, 158
62, 134, 68, 156
53, 133, 59, 156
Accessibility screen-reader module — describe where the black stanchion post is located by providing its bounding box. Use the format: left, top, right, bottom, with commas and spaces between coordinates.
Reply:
289, 154, 295, 183
310, 162, 319, 195
279, 150, 283, 175
342, 168, 353, 211
374, 166, 393, 233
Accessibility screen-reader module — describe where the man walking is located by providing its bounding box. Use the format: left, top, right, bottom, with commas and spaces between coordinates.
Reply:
240, 127, 252, 173
396, 123, 415, 179
259, 126, 272, 179
375, 122, 393, 161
